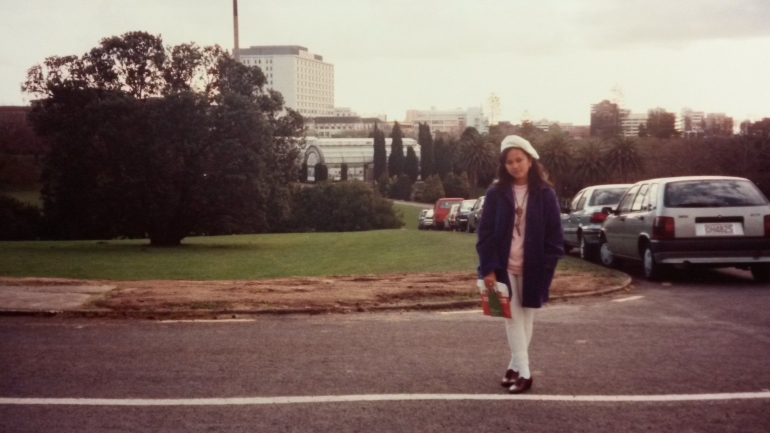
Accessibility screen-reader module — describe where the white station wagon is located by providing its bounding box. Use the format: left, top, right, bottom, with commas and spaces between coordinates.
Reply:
599, 176, 770, 281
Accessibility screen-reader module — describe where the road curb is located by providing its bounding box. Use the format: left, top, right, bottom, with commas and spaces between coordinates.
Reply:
0, 273, 633, 319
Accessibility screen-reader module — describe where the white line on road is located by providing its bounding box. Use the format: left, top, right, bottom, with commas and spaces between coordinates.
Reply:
612, 295, 644, 303
2, 392, 769, 406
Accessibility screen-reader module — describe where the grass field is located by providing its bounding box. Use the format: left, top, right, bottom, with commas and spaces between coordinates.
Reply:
0, 202, 603, 281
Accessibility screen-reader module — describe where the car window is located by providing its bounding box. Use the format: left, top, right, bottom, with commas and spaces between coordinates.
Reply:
646, 184, 659, 210
664, 180, 769, 207
576, 194, 588, 211
617, 185, 641, 214
631, 184, 649, 212
588, 188, 628, 206
440, 201, 454, 209
460, 200, 476, 211
570, 190, 585, 212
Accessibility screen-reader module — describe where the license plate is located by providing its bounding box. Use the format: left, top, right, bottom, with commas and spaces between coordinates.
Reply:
696, 223, 744, 236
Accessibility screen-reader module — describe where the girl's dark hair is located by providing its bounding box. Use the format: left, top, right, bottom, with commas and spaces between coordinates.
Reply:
494, 146, 553, 190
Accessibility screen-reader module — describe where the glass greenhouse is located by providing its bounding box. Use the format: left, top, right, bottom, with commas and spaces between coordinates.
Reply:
303, 137, 420, 181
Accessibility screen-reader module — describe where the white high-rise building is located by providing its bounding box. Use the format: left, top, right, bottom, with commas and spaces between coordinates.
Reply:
238, 45, 334, 117
405, 107, 489, 136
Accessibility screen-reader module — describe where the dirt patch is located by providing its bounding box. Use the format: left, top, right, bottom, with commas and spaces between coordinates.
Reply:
0, 271, 627, 314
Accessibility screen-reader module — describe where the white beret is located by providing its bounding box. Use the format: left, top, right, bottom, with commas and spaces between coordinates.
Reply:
500, 135, 539, 160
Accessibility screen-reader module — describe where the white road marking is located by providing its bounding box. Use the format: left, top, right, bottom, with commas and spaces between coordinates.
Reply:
1, 392, 769, 406
159, 319, 255, 323
612, 295, 644, 303
439, 309, 482, 315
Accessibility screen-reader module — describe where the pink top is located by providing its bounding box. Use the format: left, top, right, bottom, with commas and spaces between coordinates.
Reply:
507, 184, 528, 275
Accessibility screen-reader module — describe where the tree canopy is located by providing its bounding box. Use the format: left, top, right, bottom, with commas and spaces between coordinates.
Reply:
388, 122, 405, 176
23, 31, 304, 246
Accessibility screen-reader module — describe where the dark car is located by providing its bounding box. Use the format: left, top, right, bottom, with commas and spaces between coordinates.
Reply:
455, 199, 478, 232
467, 196, 485, 233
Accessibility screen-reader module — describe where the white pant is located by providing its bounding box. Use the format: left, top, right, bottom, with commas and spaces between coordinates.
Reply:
505, 273, 535, 377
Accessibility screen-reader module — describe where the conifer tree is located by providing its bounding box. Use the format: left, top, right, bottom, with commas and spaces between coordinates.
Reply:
373, 124, 387, 180
388, 122, 405, 176
418, 123, 435, 180
405, 146, 419, 183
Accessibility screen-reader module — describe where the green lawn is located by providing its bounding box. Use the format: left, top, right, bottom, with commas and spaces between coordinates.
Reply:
0, 201, 599, 281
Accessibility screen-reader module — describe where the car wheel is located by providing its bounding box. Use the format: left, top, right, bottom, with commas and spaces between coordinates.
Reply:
599, 238, 618, 268
579, 236, 595, 261
751, 264, 770, 283
643, 245, 668, 281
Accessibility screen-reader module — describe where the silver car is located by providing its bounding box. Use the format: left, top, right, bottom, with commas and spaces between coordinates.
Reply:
599, 176, 770, 282
562, 184, 631, 261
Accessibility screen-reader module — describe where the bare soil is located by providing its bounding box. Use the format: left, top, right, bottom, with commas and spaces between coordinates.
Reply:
0, 270, 626, 313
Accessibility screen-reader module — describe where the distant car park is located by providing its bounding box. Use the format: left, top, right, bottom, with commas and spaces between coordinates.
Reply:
598, 176, 770, 282
562, 184, 631, 261
418, 209, 434, 230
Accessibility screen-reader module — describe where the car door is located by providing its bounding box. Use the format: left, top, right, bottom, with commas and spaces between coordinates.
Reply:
604, 184, 641, 258
622, 184, 650, 258
563, 189, 586, 246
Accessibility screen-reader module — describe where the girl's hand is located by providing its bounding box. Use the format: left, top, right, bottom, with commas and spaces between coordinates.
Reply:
483, 272, 496, 291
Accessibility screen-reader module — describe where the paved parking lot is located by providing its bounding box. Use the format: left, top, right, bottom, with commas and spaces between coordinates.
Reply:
1, 266, 769, 432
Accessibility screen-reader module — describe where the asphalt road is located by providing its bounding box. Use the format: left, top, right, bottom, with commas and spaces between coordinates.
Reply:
1, 263, 769, 432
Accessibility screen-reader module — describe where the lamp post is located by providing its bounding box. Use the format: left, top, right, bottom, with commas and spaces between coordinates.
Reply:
233, 0, 240, 62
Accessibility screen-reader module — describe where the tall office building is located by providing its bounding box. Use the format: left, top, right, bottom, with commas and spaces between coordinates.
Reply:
238, 45, 334, 117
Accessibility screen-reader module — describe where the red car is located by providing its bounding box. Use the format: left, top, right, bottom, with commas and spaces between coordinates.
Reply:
433, 198, 464, 230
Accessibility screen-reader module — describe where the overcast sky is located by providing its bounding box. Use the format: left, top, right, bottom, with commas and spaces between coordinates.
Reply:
2, 0, 769, 124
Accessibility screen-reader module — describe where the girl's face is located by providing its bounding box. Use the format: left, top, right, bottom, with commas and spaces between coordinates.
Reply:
505, 148, 532, 183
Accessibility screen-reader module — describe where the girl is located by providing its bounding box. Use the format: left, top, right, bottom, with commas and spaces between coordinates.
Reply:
476, 135, 564, 394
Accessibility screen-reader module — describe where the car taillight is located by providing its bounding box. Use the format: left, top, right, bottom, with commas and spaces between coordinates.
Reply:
589, 212, 607, 224
652, 216, 675, 240
765, 215, 770, 237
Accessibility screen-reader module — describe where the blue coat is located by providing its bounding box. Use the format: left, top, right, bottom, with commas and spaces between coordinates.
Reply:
476, 183, 565, 308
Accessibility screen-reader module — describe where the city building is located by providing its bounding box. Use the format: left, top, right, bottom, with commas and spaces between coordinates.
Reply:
238, 45, 334, 117
532, 119, 574, 133
621, 112, 649, 137
405, 107, 489, 136
704, 113, 734, 136
590, 100, 621, 138
303, 136, 420, 181
680, 108, 705, 137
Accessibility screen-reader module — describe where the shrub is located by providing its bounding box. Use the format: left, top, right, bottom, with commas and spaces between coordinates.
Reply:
314, 163, 328, 182
291, 181, 402, 231
0, 194, 42, 240
443, 172, 470, 198
376, 172, 391, 197
421, 175, 445, 203
388, 174, 412, 201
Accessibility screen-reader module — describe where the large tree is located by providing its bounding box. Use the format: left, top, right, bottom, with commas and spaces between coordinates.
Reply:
23, 31, 303, 246
372, 124, 387, 180
458, 127, 496, 189
537, 132, 574, 198
418, 123, 435, 180
572, 140, 608, 187
646, 109, 679, 139
603, 137, 644, 182
388, 122, 405, 176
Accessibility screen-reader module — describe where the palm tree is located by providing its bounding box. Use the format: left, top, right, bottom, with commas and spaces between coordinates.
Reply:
538, 132, 574, 197
572, 140, 608, 188
603, 137, 644, 182
458, 129, 497, 189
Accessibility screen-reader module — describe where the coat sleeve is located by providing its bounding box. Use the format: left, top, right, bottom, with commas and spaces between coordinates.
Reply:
543, 188, 565, 270
476, 187, 500, 278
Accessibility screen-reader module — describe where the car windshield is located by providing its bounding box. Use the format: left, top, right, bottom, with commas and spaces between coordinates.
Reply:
588, 188, 628, 206
460, 200, 476, 211
440, 201, 457, 209
664, 180, 768, 208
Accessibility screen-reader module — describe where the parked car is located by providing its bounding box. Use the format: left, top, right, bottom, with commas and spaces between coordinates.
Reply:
467, 196, 485, 233
562, 184, 631, 260
433, 197, 464, 230
418, 209, 434, 230
445, 204, 461, 231
455, 199, 478, 232
598, 176, 770, 282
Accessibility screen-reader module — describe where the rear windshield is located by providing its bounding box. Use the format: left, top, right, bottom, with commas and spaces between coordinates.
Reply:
440, 201, 459, 209
588, 188, 628, 206
664, 180, 768, 208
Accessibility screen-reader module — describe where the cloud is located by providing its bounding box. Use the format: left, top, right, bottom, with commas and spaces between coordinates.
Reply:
578, 0, 770, 49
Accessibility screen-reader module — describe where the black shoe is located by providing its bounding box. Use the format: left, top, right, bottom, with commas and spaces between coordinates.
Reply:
508, 377, 533, 394
501, 369, 519, 387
